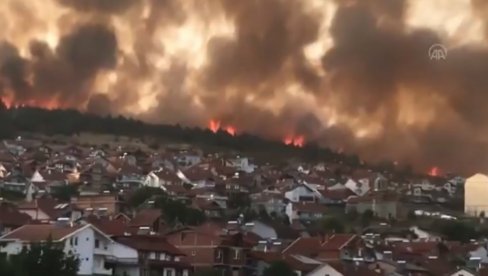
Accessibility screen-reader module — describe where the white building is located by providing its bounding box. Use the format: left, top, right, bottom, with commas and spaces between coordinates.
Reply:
306, 263, 343, 276
226, 156, 256, 173
285, 184, 322, 203
464, 173, 488, 216
0, 223, 114, 275
344, 178, 370, 196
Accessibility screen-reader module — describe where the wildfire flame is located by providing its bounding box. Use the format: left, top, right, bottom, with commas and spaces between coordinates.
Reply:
284, 135, 305, 148
209, 120, 221, 133
1, 96, 60, 110
224, 126, 236, 136
428, 166, 440, 177
208, 120, 237, 136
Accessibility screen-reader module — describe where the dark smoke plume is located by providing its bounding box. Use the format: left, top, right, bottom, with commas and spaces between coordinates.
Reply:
1, 0, 488, 174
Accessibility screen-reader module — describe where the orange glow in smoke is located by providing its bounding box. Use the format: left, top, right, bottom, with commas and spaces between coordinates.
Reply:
283, 135, 305, 147
428, 166, 440, 177
1, 97, 61, 110
2, 97, 13, 109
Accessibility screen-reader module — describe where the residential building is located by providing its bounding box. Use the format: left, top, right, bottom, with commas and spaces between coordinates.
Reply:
285, 202, 327, 224
346, 192, 402, 219
111, 235, 192, 276
0, 223, 114, 275
165, 223, 253, 276
71, 194, 121, 215
464, 173, 488, 216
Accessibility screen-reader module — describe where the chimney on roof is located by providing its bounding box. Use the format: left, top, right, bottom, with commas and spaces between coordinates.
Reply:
137, 226, 150, 235
55, 217, 71, 228
374, 264, 381, 274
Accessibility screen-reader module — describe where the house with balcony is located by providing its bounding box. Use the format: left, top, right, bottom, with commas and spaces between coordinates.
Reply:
1, 172, 31, 196
165, 222, 254, 276
71, 194, 122, 215
111, 235, 192, 276
346, 192, 403, 220
0, 223, 115, 275
285, 202, 327, 224
284, 183, 322, 203
250, 191, 286, 217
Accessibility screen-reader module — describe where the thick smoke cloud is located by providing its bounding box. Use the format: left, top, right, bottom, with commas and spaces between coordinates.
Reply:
0, 0, 487, 174
57, 0, 136, 13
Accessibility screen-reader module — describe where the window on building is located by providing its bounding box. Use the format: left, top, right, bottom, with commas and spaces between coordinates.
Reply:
191, 250, 196, 256
74, 237, 78, 246
234, 249, 239, 260
95, 239, 100, 248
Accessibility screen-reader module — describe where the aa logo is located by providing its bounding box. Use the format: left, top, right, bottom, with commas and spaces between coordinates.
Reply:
429, 44, 447, 61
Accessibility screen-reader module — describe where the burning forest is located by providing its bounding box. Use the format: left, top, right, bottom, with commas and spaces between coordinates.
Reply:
1, 0, 488, 173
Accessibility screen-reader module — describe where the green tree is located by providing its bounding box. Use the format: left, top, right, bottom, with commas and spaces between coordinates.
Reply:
346, 209, 359, 222
3, 238, 79, 276
263, 261, 296, 276
361, 209, 374, 227
127, 187, 165, 208
322, 217, 345, 233
228, 193, 251, 210
437, 220, 478, 243
52, 185, 79, 202
194, 268, 222, 276
156, 195, 206, 226
0, 254, 15, 276
407, 210, 417, 221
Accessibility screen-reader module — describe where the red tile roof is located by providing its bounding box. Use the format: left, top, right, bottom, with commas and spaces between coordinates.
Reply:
282, 237, 322, 257
18, 198, 64, 220
116, 235, 185, 256
129, 209, 162, 227
0, 224, 83, 242
85, 215, 128, 237
321, 234, 357, 251
319, 188, 354, 200
249, 251, 321, 273
0, 203, 31, 227
283, 255, 321, 272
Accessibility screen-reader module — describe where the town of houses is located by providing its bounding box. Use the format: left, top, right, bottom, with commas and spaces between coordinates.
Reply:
0, 136, 487, 276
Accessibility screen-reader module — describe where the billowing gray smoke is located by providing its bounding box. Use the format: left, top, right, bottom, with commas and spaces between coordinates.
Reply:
0, 0, 487, 174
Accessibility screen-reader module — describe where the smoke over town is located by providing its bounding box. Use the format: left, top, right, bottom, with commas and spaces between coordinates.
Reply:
0, 0, 487, 173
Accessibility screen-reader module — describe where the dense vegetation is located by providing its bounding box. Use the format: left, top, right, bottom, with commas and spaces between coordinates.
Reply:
127, 187, 206, 226
0, 239, 79, 276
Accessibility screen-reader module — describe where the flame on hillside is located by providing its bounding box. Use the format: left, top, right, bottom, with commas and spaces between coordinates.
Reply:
428, 166, 440, 177
284, 135, 305, 148
208, 119, 236, 136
